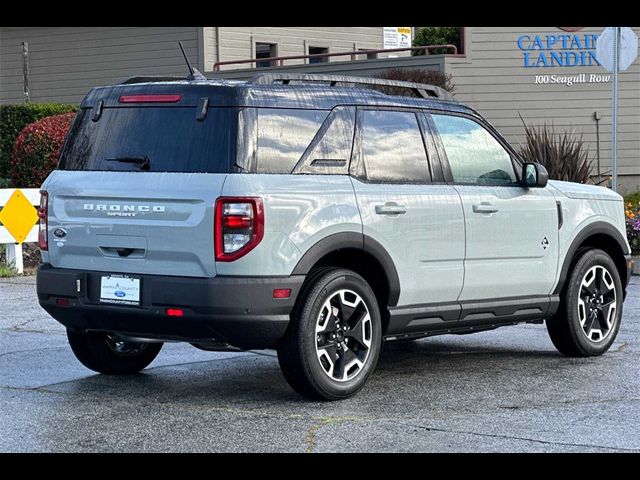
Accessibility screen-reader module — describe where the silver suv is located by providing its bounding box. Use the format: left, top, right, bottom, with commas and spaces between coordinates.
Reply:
36, 74, 634, 400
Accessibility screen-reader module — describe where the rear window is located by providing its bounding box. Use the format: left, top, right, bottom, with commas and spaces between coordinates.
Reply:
59, 107, 236, 173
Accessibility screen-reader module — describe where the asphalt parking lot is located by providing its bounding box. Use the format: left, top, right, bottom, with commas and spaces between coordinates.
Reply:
1, 275, 638, 453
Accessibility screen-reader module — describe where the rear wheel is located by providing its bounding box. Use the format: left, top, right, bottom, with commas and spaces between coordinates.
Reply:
546, 249, 623, 357
67, 329, 163, 374
277, 268, 382, 400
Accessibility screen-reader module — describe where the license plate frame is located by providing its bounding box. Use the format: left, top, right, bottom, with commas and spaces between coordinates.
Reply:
99, 275, 141, 306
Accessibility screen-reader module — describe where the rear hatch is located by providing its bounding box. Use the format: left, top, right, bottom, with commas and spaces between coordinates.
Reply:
42, 84, 238, 278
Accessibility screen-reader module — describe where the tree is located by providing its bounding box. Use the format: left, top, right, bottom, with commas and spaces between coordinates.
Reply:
413, 27, 461, 55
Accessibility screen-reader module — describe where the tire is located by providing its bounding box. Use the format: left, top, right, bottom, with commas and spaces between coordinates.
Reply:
277, 268, 382, 401
66, 329, 163, 374
546, 248, 623, 357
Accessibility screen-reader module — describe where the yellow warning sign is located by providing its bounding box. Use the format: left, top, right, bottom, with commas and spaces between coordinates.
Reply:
0, 189, 39, 244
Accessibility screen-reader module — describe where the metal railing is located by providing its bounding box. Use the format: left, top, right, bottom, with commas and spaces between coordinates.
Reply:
0, 188, 39, 274
212, 45, 459, 71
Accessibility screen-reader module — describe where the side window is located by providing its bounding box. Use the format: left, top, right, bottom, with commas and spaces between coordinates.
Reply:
360, 110, 430, 183
294, 106, 355, 174
431, 114, 516, 185
256, 109, 328, 174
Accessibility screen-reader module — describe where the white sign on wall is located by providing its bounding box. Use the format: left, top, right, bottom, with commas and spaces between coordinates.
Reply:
384, 27, 412, 49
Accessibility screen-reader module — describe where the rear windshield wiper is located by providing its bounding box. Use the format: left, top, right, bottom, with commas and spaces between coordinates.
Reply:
105, 155, 151, 171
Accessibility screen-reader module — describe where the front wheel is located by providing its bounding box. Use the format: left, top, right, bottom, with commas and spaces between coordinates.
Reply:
277, 268, 382, 401
546, 248, 623, 357
67, 329, 163, 374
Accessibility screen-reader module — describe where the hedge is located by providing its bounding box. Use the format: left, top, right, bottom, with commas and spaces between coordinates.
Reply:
11, 112, 76, 188
0, 103, 78, 183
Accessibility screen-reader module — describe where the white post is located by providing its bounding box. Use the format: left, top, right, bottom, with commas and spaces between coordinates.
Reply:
611, 27, 620, 192
5, 243, 24, 274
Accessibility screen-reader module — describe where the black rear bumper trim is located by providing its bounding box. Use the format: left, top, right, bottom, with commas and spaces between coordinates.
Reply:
36, 264, 304, 349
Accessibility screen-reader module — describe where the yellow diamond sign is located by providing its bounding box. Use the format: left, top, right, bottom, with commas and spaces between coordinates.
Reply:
0, 189, 39, 244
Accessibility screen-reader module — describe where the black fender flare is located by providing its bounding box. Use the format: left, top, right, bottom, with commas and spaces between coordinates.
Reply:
553, 221, 630, 295
291, 232, 401, 307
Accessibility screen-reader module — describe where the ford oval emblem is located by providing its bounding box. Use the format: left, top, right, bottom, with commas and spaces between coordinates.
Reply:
53, 228, 67, 238
114, 291, 126, 298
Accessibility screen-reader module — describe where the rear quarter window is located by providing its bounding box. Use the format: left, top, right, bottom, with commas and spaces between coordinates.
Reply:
256, 108, 329, 174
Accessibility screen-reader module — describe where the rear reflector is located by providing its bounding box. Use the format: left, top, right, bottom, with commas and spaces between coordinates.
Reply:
165, 308, 184, 317
273, 289, 291, 299
55, 298, 70, 307
119, 94, 182, 103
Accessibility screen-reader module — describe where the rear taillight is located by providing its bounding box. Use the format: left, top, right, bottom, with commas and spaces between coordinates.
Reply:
37, 190, 48, 251
215, 197, 264, 262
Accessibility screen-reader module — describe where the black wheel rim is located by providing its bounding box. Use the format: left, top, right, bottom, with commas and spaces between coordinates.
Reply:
105, 335, 149, 357
577, 265, 617, 343
315, 289, 372, 382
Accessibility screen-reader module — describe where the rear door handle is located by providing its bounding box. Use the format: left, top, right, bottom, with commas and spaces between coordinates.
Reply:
375, 203, 407, 215
472, 202, 499, 214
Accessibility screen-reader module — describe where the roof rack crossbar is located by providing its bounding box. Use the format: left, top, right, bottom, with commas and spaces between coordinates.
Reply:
249, 73, 453, 101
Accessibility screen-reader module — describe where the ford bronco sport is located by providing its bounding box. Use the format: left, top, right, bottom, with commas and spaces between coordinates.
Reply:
36, 73, 634, 400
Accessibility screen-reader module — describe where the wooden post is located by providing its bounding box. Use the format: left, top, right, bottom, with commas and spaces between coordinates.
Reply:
22, 42, 30, 104
6, 243, 24, 274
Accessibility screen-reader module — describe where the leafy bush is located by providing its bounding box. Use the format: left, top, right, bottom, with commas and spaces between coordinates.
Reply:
0, 177, 13, 189
625, 193, 640, 256
0, 104, 77, 179
10, 112, 76, 188
374, 68, 455, 96
413, 27, 461, 55
518, 121, 593, 184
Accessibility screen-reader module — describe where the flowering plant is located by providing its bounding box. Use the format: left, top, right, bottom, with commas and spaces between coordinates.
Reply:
625, 197, 640, 256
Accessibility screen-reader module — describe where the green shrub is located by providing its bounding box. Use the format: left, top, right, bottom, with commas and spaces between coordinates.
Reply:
0, 177, 13, 189
0, 104, 78, 179
413, 27, 461, 55
518, 121, 593, 184
374, 68, 455, 95
10, 112, 76, 188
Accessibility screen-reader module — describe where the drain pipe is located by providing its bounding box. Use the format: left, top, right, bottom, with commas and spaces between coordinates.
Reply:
594, 111, 602, 181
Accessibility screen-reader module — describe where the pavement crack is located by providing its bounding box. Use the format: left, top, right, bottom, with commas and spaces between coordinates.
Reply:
306, 416, 361, 453
400, 422, 640, 452
0, 345, 66, 359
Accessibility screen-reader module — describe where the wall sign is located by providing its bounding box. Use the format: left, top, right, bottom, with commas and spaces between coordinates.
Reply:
384, 27, 412, 49
518, 28, 615, 87
517, 32, 601, 68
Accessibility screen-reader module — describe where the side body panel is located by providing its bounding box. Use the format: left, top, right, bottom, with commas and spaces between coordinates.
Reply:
218, 174, 361, 276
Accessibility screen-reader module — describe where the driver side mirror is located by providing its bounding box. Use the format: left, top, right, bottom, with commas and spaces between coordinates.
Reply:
522, 162, 549, 188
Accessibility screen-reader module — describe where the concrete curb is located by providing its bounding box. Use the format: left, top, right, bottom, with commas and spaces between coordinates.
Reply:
633, 257, 640, 276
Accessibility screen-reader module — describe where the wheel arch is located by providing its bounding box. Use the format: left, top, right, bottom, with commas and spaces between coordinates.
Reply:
554, 221, 630, 296
291, 233, 401, 331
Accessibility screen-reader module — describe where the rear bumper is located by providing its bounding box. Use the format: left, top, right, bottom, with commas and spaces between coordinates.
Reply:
36, 264, 304, 349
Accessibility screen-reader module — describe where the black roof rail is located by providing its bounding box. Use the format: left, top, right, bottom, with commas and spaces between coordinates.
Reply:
249, 73, 454, 101
117, 76, 188, 85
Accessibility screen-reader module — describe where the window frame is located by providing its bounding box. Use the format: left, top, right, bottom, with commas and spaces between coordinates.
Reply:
349, 106, 443, 185
426, 110, 524, 187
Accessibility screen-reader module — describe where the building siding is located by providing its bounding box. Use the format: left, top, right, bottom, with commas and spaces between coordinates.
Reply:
445, 27, 640, 192
212, 27, 404, 71
0, 27, 200, 104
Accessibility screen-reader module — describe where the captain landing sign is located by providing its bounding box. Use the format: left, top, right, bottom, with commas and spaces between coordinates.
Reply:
518, 32, 601, 67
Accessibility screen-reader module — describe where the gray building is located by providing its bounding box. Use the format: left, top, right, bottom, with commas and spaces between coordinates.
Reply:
0, 26, 638, 192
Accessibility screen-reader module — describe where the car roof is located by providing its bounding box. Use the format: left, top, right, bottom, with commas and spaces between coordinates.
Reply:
80, 76, 477, 117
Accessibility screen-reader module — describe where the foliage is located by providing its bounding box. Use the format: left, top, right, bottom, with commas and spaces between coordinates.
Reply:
10, 112, 76, 188
518, 121, 593, 184
0, 177, 13, 188
374, 68, 455, 96
0, 104, 78, 179
413, 27, 461, 55
624, 193, 640, 256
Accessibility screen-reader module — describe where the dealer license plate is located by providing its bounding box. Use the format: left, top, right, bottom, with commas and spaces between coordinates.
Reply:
100, 275, 141, 306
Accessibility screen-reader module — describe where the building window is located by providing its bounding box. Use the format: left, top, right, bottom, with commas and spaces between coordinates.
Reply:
308, 46, 329, 64
256, 43, 277, 68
